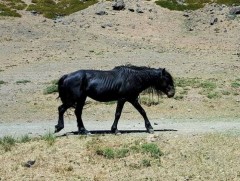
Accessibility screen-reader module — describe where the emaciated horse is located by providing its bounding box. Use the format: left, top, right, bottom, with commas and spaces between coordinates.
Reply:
55, 65, 175, 134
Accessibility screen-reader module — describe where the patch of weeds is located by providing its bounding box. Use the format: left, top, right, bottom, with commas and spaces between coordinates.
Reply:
42, 132, 56, 146
200, 80, 217, 90
155, 0, 240, 11
140, 96, 160, 106
231, 80, 240, 88
27, 0, 98, 19
174, 95, 184, 100
19, 134, 31, 143
16, 80, 31, 84
0, 135, 17, 152
141, 159, 151, 167
207, 91, 221, 99
43, 80, 58, 94
175, 77, 201, 88
141, 143, 163, 159
115, 148, 129, 158
96, 147, 129, 159
96, 147, 115, 159
221, 90, 231, 96
0, 80, 6, 85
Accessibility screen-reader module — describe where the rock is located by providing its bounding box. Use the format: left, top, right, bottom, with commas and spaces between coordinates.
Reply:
229, 6, 240, 15
95, 10, 108, 15
101, 23, 113, 28
112, 0, 125, 11
210, 17, 218, 25
22, 160, 36, 168
128, 8, 135, 12
136, 8, 144, 13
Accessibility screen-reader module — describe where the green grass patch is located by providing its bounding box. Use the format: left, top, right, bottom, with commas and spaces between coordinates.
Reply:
0, 135, 17, 152
175, 77, 201, 88
0, 80, 6, 85
155, 0, 240, 11
231, 79, 240, 88
141, 143, 164, 159
43, 80, 58, 95
19, 134, 32, 143
16, 80, 31, 84
206, 91, 221, 99
42, 132, 56, 146
26, 0, 98, 19
96, 147, 129, 159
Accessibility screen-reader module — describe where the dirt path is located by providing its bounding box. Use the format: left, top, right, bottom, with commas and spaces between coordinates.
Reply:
1, 118, 240, 138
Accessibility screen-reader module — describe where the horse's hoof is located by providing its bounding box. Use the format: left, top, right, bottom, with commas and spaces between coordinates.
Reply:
111, 129, 121, 135
78, 129, 91, 135
115, 130, 121, 135
55, 125, 63, 133
148, 129, 154, 134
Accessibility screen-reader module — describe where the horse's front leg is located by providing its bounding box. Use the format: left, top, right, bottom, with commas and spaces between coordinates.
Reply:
75, 97, 90, 135
130, 99, 154, 134
111, 99, 126, 134
55, 105, 68, 133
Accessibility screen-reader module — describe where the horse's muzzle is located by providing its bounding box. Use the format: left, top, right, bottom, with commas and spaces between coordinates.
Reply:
167, 90, 175, 98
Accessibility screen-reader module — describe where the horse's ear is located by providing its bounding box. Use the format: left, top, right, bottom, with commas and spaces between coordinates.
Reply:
162, 68, 166, 75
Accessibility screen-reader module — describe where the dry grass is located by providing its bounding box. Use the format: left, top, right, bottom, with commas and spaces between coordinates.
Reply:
0, 133, 240, 180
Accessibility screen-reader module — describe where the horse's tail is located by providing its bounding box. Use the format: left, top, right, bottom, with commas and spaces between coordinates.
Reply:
57, 74, 68, 101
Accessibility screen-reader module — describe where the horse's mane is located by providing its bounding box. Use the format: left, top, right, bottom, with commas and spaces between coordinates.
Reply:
113, 64, 152, 71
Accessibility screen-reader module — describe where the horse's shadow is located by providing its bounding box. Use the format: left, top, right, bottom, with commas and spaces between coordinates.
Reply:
58, 129, 177, 137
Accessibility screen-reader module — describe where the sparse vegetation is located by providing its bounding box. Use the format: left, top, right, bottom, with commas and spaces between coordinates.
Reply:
0, 80, 6, 85
16, 80, 31, 84
42, 132, 56, 146
0, 135, 17, 151
1, 134, 240, 180
156, 0, 240, 11
0, 0, 27, 17
27, 0, 98, 19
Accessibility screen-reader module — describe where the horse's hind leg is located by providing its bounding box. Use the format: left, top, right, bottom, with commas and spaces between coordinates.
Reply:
75, 97, 90, 135
130, 99, 154, 134
55, 104, 68, 133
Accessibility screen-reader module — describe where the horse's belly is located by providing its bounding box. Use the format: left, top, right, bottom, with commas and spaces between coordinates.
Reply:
88, 92, 119, 102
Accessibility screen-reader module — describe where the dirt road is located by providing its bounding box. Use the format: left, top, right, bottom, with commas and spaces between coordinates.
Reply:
1, 118, 240, 138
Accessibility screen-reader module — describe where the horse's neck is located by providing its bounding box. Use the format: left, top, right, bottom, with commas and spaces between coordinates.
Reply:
138, 70, 159, 89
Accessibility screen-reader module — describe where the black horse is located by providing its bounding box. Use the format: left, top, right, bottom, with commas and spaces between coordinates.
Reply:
55, 65, 175, 134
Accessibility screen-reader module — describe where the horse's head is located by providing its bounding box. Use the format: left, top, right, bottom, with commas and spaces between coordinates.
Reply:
155, 68, 175, 98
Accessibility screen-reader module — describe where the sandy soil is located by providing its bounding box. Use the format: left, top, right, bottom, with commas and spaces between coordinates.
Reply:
0, 0, 240, 137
